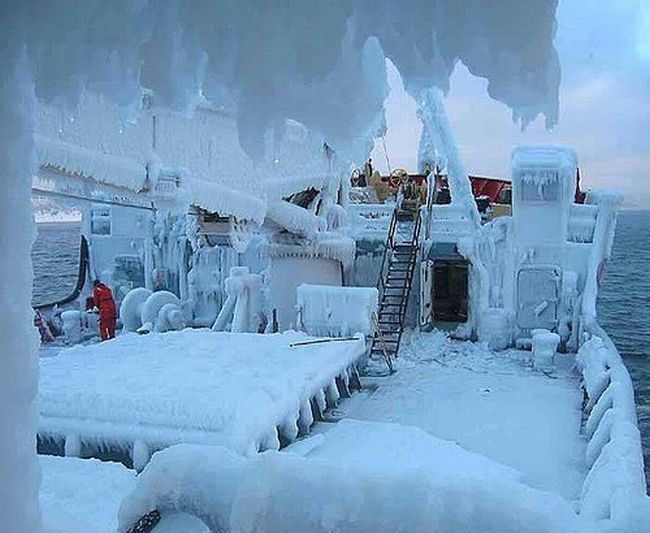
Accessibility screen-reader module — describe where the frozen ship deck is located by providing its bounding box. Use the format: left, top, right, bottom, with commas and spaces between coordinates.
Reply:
38, 330, 364, 464
340, 330, 587, 501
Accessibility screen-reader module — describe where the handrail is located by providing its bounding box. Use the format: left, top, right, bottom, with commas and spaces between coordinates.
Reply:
376, 208, 398, 298
371, 312, 394, 373
576, 316, 647, 525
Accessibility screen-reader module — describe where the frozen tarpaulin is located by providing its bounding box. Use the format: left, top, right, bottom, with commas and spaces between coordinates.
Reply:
38, 330, 365, 469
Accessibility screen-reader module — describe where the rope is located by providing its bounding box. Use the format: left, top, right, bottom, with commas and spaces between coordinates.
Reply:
381, 134, 392, 175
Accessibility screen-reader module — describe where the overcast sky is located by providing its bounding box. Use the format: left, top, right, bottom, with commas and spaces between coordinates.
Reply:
373, 0, 650, 208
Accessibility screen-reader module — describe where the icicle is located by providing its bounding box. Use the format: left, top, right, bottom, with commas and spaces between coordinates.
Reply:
132, 439, 152, 472
64, 434, 82, 457
315, 389, 327, 414
326, 378, 340, 408
279, 414, 299, 444
297, 399, 314, 435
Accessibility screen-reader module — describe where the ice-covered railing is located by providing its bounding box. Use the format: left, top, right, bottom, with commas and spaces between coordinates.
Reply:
581, 191, 623, 322
117, 421, 579, 533
576, 321, 648, 526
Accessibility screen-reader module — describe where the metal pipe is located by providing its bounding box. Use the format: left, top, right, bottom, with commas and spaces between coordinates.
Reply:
32, 187, 155, 211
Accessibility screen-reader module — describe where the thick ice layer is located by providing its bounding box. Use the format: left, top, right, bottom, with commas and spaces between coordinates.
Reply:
266, 200, 326, 238
345, 331, 587, 500
118, 422, 577, 532
36, 135, 147, 191
296, 284, 379, 337
39, 330, 364, 455
40, 456, 135, 533
0, 48, 41, 532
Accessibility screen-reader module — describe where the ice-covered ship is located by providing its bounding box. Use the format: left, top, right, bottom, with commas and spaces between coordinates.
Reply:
2, 2, 648, 532
30, 87, 648, 532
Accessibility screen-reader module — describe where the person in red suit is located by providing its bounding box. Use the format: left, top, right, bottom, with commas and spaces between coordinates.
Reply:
92, 279, 116, 341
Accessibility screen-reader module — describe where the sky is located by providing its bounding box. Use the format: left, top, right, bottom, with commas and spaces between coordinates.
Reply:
373, 0, 650, 208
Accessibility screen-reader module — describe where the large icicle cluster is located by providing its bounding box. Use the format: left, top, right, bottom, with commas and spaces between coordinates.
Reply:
21, 0, 560, 164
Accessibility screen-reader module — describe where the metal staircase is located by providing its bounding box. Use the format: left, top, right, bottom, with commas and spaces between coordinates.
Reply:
370, 202, 422, 370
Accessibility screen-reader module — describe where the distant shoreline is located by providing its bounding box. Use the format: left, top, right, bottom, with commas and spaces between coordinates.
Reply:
35, 220, 81, 227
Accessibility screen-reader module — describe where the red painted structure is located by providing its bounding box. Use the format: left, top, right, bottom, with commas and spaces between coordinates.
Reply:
469, 175, 510, 204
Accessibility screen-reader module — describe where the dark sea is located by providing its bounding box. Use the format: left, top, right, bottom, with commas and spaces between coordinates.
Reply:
32, 212, 650, 486
32, 222, 82, 307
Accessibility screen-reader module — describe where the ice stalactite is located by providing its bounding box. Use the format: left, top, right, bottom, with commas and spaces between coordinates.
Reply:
0, 49, 41, 532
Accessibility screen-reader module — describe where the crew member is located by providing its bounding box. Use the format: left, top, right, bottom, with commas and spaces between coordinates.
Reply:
361, 157, 373, 186
92, 279, 116, 341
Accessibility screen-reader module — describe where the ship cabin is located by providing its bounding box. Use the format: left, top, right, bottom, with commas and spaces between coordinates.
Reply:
347, 145, 620, 358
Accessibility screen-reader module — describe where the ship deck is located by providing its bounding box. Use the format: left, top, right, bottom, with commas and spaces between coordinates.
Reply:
336, 330, 587, 501
38, 328, 587, 502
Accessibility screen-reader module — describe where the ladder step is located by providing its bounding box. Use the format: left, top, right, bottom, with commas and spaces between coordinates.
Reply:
373, 340, 399, 346
374, 332, 400, 338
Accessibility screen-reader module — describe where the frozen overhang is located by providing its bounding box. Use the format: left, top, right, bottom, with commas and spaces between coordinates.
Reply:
21, 1, 560, 163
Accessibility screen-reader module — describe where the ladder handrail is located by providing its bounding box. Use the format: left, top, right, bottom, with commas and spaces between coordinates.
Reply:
376, 208, 399, 296
372, 311, 394, 373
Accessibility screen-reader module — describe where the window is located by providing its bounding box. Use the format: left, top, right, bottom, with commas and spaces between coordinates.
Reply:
90, 207, 111, 235
520, 176, 559, 202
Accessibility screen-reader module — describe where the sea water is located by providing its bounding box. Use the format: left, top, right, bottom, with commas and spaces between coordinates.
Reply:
32, 212, 650, 488
32, 222, 81, 307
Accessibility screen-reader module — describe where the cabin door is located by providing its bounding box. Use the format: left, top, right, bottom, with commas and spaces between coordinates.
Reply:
516, 266, 560, 331
432, 260, 469, 323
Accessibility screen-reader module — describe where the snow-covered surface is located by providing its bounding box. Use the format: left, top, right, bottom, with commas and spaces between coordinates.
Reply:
266, 200, 326, 238
345, 330, 587, 500
39, 329, 365, 456
118, 424, 577, 533
297, 284, 378, 337
40, 456, 135, 533
36, 134, 147, 191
